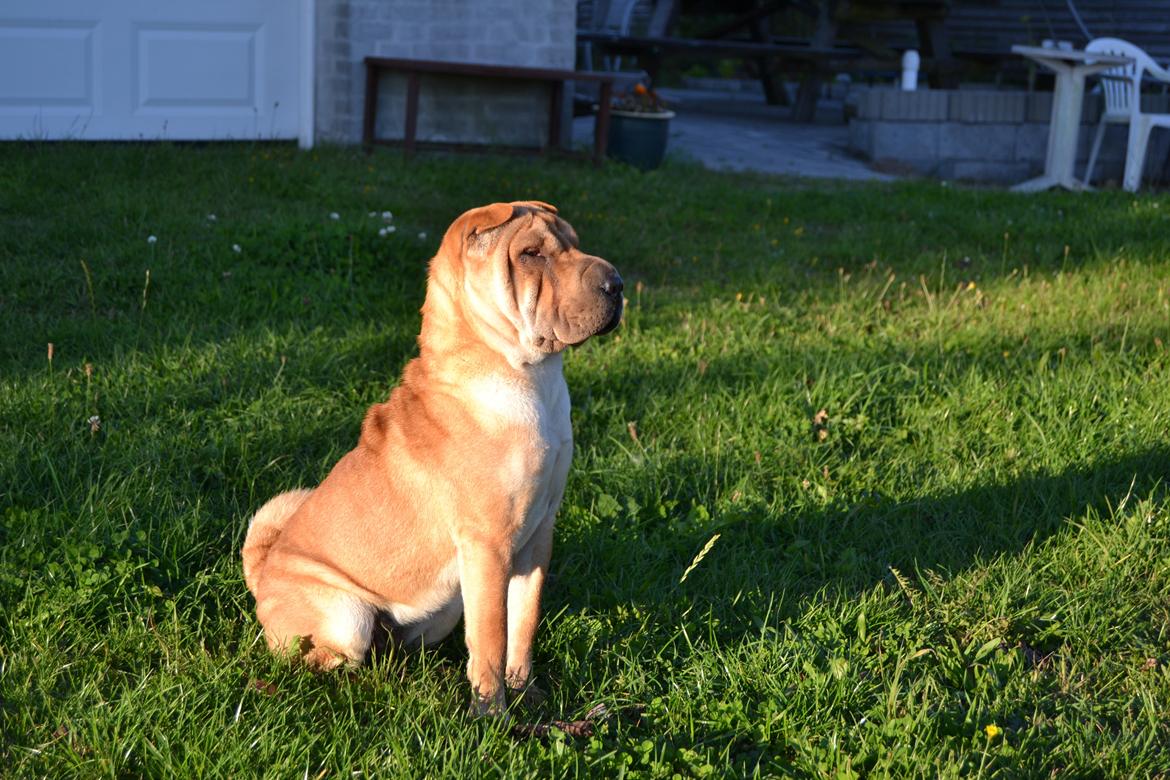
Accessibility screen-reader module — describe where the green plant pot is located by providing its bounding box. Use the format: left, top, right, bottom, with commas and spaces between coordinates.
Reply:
606, 110, 674, 171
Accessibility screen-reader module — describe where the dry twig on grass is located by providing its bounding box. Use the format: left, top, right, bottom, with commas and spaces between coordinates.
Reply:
512, 703, 643, 740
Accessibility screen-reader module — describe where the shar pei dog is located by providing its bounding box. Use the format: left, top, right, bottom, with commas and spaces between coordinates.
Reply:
242, 201, 623, 714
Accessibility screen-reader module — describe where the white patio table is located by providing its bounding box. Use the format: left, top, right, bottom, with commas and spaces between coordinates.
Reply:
1010, 45, 1134, 192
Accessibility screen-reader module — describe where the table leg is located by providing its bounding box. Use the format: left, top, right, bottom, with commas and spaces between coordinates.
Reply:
1010, 175, 1060, 193
1013, 61, 1091, 192
1045, 67, 1089, 189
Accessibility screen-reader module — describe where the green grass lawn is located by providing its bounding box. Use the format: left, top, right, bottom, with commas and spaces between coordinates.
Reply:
2, 143, 1168, 778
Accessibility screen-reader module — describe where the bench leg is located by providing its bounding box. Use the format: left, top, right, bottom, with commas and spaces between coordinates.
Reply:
547, 81, 564, 151
362, 62, 379, 151
404, 72, 420, 157
593, 81, 612, 167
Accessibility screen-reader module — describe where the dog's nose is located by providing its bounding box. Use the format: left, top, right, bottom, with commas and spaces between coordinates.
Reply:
600, 271, 623, 297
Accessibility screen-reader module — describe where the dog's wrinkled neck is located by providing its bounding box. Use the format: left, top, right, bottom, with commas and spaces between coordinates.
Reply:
419, 265, 544, 373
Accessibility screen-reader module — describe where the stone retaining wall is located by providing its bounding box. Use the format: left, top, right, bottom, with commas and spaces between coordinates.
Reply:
849, 88, 1170, 183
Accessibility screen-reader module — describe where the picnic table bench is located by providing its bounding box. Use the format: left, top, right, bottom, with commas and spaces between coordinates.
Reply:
362, 57, 617, 166
578, 31, 908, 119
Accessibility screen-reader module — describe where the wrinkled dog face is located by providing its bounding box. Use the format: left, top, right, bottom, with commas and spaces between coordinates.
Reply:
462, 203, 623, 357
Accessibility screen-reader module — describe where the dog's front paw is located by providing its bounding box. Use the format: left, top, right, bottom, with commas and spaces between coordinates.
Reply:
507, 678, 547, 711
469, 691, 508, 719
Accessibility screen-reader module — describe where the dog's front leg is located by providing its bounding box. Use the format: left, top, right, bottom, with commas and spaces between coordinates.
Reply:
505, 515, 554, 697
458, 541, 510, 715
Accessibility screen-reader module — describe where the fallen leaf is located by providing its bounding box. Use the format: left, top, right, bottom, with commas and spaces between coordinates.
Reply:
251, 679, 279, 696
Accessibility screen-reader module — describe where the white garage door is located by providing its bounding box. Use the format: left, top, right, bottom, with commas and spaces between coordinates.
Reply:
0, 1, 310, 143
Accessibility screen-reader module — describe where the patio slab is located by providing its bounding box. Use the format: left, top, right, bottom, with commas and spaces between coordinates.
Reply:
574, 86, 896, 181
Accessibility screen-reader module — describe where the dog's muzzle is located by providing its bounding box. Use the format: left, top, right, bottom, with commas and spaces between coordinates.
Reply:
596, 268, 624, 335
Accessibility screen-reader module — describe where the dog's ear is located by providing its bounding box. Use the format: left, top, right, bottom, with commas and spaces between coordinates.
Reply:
515, 201, 578, 248
512, 200, 558, 215
440, 203, 516, 258
462, 202, 516, 237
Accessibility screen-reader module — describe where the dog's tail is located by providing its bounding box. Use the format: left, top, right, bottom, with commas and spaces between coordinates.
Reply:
242, 489, 313, 596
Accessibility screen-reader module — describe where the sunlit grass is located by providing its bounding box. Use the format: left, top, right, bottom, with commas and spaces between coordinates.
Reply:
1, 143, 1168, 777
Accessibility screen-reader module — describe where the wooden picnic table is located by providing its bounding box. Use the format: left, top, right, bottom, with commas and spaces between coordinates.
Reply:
577, 32, 879, 71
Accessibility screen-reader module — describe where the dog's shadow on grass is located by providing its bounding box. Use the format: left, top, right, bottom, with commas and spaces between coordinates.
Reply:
556, 443, 1169, 615
550, 340, 1169, 657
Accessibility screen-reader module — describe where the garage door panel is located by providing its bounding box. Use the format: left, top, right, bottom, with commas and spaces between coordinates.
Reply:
0, 21, 98, 112
0, 2, 300, 140
136, 25, 260, 113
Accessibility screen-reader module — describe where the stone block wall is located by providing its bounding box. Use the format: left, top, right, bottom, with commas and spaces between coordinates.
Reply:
314, 0, 576, 146
849, 88, 1170, 183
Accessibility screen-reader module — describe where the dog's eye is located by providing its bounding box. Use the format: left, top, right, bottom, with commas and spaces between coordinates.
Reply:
520, 247, 543, 261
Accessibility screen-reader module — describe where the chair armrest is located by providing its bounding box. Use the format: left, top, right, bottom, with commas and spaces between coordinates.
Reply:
1145, 60, 1170, 85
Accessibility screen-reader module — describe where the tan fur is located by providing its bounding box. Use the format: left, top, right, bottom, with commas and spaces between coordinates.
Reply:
241, 202, 622, 713
241, 489, 313, 595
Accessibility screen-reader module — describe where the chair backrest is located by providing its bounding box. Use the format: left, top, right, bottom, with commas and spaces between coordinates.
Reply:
583, 0, 644, 74
593, 0, 639, 35
1086, 37, 1159, 118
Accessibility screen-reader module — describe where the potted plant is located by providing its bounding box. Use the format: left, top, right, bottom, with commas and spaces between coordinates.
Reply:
606, 83, 675, 171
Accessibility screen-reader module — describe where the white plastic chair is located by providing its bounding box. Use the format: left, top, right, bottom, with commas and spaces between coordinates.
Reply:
579, 0, 639, 74
1083, 38, 1170, 192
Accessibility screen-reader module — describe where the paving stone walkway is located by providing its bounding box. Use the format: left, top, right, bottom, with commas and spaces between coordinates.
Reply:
575, 87, 896, 181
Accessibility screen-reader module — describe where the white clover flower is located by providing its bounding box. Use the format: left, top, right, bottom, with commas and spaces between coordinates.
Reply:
385, 225, 396, 233
147, 235, 157, 244
207, 213, 217, 222
232, 244, 242, 254
381, 211, 393, 220
368, 211, 377, 218
418, 231, 427, 241
329, 212, 340, 221
87, 415, 101, 433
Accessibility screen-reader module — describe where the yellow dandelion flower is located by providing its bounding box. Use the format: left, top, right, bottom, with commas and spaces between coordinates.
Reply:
984, 724, 1002, 739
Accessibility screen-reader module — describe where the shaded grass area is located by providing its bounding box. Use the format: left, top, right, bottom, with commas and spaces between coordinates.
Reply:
1, 143, 1169, 777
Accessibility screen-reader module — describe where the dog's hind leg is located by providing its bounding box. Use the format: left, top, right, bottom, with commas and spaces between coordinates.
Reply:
257, 585, 376, 670
242, 488, 313, 596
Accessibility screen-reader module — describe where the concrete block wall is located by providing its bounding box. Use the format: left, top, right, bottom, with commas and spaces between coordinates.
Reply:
315, 0, 576, 146
850, 88, 1170, 183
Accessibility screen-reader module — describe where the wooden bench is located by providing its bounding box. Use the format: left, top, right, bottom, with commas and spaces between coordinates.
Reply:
362, 57, 617, 166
